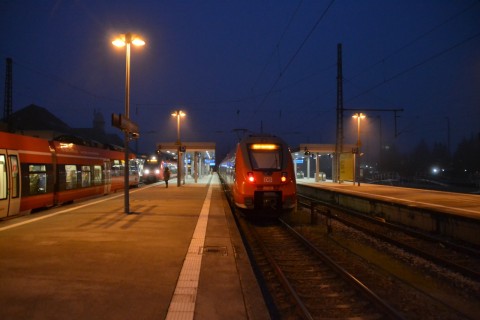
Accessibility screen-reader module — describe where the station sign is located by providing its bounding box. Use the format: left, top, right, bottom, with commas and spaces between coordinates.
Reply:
111, 113, 139, 136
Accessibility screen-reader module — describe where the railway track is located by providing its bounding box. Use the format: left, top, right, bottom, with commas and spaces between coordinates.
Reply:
236, 216, 403, 319
220, 179, 478, 318
289, 193, 480, 319
297, 194, 480, 282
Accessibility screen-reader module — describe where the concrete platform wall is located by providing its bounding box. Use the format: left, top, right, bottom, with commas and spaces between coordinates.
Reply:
298, 184, 480, 246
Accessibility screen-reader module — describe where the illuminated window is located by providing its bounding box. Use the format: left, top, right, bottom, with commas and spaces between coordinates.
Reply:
112, 160, 123, 177
81, 165, 91, 187
93, 165, 102, 185
29, 164, 47, 195
65, 165, 77, 190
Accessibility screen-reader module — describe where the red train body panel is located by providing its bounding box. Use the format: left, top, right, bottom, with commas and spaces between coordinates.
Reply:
219, 134, 296, 215
0, 131, 139, 219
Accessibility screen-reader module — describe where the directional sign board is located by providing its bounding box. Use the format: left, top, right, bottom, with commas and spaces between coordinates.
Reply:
111, 113, 139, 135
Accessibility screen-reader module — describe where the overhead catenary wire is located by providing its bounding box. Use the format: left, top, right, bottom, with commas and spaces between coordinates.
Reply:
3, 1, 478, 120
346, 31, 480, 104
348, 1, 480, 83
251, 0, 304, 92
252, 0, 337, 116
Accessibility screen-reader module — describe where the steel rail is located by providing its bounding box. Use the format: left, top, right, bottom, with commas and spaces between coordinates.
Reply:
297, 193, 480, 281
279, 218, 405, 319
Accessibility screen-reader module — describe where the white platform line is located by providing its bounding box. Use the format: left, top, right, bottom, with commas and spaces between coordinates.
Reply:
165, 176, 218, 320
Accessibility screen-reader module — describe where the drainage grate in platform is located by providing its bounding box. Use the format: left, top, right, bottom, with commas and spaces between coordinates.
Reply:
200, 246, 228, 256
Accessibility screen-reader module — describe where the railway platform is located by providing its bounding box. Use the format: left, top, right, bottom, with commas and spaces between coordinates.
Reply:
297, 179, 480, 245
0, 174, 269, 320
297, 178, 480, 218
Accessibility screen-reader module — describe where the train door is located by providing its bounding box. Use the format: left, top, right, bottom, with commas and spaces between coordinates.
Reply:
0, 150, 21, 218
104, 160, 111, 194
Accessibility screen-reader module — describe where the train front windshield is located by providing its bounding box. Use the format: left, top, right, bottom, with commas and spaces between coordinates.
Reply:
248, 144, 282, 170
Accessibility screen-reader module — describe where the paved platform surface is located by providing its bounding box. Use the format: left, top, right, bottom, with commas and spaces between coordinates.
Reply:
298, 179, 480, 220
0, 174, 270, 320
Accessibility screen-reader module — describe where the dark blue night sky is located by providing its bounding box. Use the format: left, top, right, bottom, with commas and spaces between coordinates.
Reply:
1, 1, 479, 159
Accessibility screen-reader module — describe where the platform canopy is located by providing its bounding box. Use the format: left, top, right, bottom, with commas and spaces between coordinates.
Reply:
156, 141, 216, 163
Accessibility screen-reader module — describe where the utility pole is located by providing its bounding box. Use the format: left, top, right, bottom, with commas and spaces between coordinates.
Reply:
334, 43, 344, 183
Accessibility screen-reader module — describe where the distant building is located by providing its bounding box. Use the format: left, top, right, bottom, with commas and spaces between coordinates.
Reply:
0, 104, 123, 148
71, 109, 123, 148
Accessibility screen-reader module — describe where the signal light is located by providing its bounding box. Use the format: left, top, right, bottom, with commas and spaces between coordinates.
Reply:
281, 172, 287, 182
247, 172, 255, 183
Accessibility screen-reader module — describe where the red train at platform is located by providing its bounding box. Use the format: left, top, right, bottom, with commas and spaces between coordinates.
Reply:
0, 131, 139, 219
219, 134, 297, 215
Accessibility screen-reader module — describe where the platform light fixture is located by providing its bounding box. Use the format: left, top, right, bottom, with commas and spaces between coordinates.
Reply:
352, 113, 366, 147
112, 32, 145, 214
172, 110, 186, 187
352, 112, 366, 186
171, 110, 186, 145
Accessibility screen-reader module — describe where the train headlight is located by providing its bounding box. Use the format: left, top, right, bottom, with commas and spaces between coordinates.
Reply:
155, 169, 160, 174
247, 172, 255, 183
144, 169, 150, 175
281, 172, 287, 183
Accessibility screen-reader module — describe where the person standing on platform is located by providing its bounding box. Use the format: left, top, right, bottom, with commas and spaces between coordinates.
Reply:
164, 167, 171, 188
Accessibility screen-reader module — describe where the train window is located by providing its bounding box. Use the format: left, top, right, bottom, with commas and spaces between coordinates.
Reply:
28, 164, 47, 195
9, 155, 19, 198
112, 160, 123, 176
81, 165, 91, 187
129, 160, 139, 175
93, 165, 102, 185
65, 165, 78, 190
248, 144, 282, 170
0, 155, 6, 200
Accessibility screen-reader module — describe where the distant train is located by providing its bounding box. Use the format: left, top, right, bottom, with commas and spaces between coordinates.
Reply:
219, 134, 297, 215
0, 131, 139, 219
140, 154, 176, 183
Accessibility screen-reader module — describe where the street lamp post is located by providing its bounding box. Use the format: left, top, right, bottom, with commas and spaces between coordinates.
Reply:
171, 110, 186, 187
352, 112, 366, 186
112, 32, 145, 213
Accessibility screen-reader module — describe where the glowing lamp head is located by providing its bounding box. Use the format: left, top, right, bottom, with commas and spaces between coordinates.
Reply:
132, 38, 145, 46
352, 112, 366, 119
171, 110, 186, 117
112, 39, 126, 47
112, 33, 146, 47
247, 172, 255, 183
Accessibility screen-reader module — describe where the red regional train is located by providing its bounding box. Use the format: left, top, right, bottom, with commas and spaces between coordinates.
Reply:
0, 131, 139, 219
140, 154, 177, 183
141, 154, 165, 183
219, 134, 297, 215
